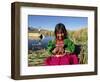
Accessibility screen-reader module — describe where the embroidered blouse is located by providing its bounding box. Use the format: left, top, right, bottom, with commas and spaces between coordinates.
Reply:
47, 37, 75, 54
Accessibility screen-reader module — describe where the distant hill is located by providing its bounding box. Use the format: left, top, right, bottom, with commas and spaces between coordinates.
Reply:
28, 27, 54, 36
28, 27, 38, 32
28, 27, 87, 41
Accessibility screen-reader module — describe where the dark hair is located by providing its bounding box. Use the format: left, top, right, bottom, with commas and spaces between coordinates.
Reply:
54, 23, 68, 38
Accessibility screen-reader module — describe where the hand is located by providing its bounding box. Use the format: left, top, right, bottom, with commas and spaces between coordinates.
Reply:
58, 47, 65, 54
52, 47, 59, 54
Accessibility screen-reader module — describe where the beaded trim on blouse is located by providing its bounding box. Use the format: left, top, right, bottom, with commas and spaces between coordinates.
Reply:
56, 40, 64, 47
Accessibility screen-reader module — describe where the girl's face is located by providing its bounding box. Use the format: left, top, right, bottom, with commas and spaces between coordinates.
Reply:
56, 30, 64, 40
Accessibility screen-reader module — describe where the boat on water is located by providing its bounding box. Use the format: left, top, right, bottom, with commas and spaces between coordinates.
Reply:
28, 33, 45, 40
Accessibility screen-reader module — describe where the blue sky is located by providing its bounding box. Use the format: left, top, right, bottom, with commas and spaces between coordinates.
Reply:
28, 15, 88, 31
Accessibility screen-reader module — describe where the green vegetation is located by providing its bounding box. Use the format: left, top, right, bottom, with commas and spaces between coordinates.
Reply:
28, 49, 51, 66
28, 28, 88, 66
68, 28, 88, 64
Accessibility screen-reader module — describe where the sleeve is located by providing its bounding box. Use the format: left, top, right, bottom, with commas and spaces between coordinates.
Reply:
46, 40, 55, 54
64, 38, 75, 52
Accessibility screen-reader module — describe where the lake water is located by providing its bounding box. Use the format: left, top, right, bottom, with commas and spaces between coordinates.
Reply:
28, 36, 54, 50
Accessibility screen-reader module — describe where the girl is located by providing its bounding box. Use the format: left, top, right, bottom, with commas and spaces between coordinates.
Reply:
45, 23, 79, 65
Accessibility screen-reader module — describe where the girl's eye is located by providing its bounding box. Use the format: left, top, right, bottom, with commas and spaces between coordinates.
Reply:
57, 33, 64, 36
57, 34, 61, 36
61, 33, 64, 36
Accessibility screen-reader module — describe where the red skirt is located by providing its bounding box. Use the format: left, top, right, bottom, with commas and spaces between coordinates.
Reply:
44, 53, 79, 65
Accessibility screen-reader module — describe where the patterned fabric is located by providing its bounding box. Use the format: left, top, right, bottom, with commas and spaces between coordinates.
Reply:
45, 37, 79, 65
44, 53, 78, 65
47, 37, 75, 54
56, 39, 64, 47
